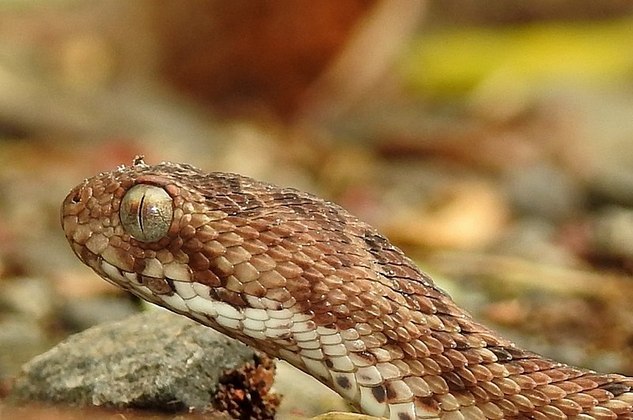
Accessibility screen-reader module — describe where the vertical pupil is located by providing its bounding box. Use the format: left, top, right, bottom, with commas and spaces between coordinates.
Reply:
120, 184, 174, 242
138, 193, 146, 233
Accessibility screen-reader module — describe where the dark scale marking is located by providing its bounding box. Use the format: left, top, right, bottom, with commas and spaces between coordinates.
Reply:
488, 346, 514, 362
142, 276, 174, 295
211, 287, 249, 307
371, 385, 386, 403
443, 371, 467, 391
270, 190, 319, 217
165, 277, 176, 292
336, 375, 351, 390
506, 346, 539, 360
398, 413, 414, 420
418, 396, 440, 413
236, 193, 263, 213
226, 177, 242, 193
602, 382, 632, 397
132, 256, 147, 273
363, 231, 391, 251
359, 372, 373, 382
386, 382, 399, 400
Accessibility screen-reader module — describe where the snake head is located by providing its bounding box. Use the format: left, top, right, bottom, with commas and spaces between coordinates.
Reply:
61, 159, 380, 345
62, 160, 273, 306
62, 160, 181, 301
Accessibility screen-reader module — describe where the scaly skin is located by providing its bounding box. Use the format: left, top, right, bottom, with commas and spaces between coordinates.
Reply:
61, 159, 633, 419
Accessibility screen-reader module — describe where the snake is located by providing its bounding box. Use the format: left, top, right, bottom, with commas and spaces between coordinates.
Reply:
61, 157, 633, 419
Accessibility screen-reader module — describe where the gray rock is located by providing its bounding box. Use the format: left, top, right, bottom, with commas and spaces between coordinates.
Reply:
504, 163, 584, 222
491, 218, 579, 267
10, 310, 258, 412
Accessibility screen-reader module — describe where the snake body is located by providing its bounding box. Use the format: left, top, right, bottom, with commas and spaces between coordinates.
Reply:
61, 159, 633, 419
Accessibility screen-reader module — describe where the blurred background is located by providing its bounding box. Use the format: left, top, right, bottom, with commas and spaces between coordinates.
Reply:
2, 0, 633, 418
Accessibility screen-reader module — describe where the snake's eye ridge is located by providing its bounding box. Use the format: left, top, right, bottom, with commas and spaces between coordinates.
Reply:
120, 184, 173, 242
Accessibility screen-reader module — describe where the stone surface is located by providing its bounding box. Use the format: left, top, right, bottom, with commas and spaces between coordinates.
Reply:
10, 310, 261, 412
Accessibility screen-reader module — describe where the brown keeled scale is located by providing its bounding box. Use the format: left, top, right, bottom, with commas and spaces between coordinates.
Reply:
61, 160, 633, 419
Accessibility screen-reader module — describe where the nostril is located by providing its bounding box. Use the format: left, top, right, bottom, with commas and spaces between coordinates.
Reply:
70, 190, 81, 203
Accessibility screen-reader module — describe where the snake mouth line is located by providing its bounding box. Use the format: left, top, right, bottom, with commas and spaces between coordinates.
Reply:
97, 257, 308, 342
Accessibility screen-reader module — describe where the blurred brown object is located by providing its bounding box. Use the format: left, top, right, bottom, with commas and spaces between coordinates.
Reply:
149, 0, 376, 119
428, 0, 633, 24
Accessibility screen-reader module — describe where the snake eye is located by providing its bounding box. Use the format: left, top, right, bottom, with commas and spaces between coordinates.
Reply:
120, 184, 173, 242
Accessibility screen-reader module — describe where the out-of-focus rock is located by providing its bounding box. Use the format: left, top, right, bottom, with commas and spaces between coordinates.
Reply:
58, 296, 139, 332
491, 219, 580, 267
10, 311, 278, 417
0, 316, 49, 381
0, 277, 58, 378
503, 163, 585, 222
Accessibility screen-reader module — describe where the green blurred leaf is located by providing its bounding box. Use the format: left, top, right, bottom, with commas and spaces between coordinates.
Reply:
402, 18, 633, 98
